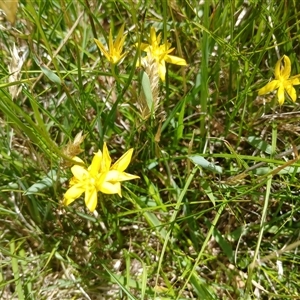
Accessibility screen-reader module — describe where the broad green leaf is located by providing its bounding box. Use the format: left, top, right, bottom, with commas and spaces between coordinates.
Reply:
248, 136, 272, 155
32, 55, 61, 85
141, 70, 153, 112
213, 226, 234, 262
25, 170, 67, 195
39, 64, 62, 85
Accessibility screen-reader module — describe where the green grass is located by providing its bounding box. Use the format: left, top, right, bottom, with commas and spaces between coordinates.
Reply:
1, 0, 300, 299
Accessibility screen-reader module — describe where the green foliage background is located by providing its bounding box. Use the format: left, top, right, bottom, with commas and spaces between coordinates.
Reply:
1, 0, 300, 299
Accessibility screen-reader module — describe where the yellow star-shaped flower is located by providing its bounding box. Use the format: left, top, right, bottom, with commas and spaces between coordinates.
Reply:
63, 154, 103, 212
258, 55, 300, 105
97, 143, 140, 197
63, 143, 139, 212
139, 27, 187, 81
94, 24, 127, 65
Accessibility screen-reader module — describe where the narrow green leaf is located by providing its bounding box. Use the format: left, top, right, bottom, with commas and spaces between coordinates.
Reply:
212, 226, 234, 262
10, 240, 25, 300
188, 155, 223, 174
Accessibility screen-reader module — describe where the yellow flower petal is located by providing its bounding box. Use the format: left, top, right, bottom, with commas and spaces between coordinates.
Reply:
277, 85, 285, 105
94, 38, 110, 61
274, 57, 281, 80
115, 24, 125, 49
84, 186, 98, 212
100, 180, 122, 197
165, 55, 187, 66
285, 85, 297, 102
71, 165, 89, 181
111, 148, 133, 172
102, 143, 112, 172
64, 184, 85, 206
69, 176, 79, 186
258, 80, 280, 95
290, 76, 300, 85
150, 27, 157, 45
108, 28, 114, 55
165, 43, 174, 53
72, 156, 85, 164
158, 60, 166, 81
139, 43, 150, 51
281, 55, 291, 80
106, 170, 140, 182
89, 150, 102, 177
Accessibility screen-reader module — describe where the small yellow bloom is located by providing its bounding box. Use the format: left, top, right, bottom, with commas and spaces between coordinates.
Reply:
63, 143, 139, 212
94, 24, 127, 64
258, 55, 300, 105
139, 27, 187, 81
97, 143, 140, 197
63, 154, 103, 212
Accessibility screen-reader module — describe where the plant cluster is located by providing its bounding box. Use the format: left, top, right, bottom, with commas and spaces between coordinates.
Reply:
1, 1, 300, 299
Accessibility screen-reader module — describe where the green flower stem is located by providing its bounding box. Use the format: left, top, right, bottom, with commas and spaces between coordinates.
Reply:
245, 121, 277, 295
111, 63, 122, 87
94, 197, 113, 246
